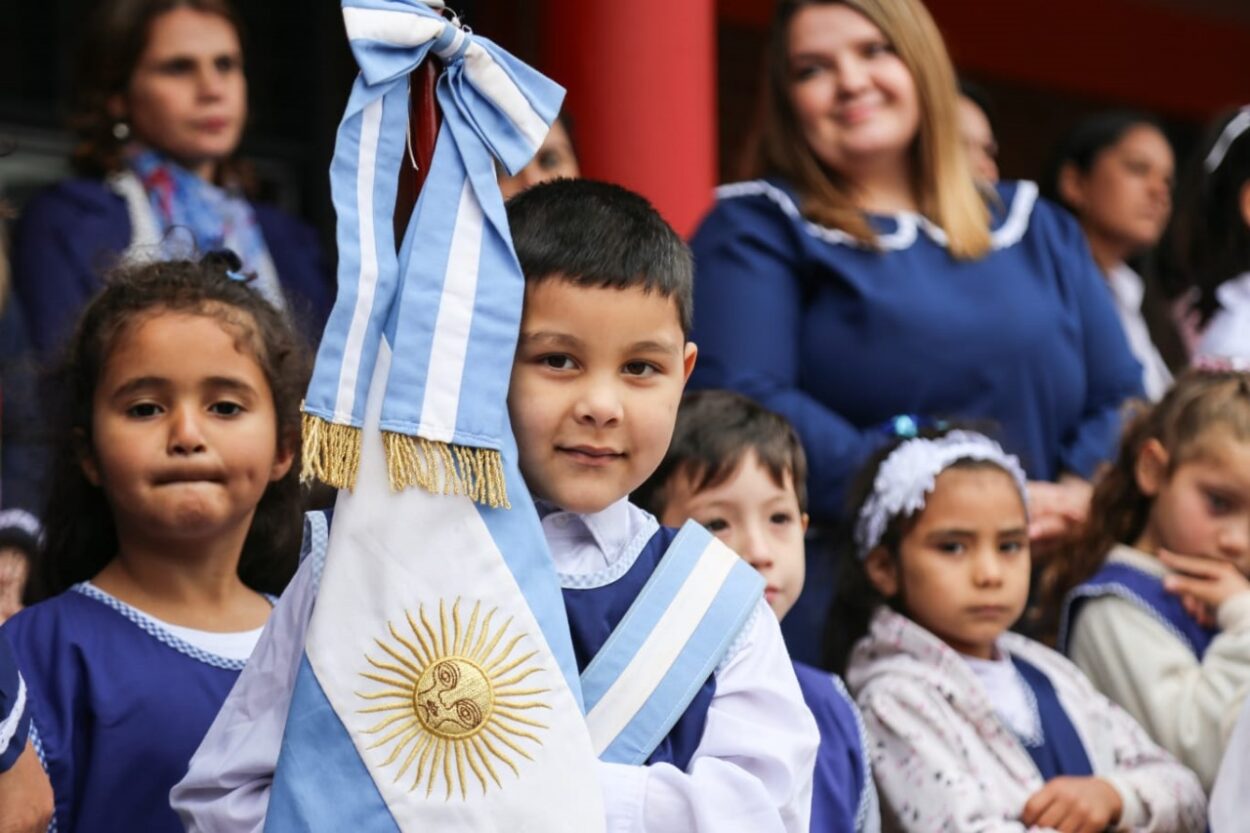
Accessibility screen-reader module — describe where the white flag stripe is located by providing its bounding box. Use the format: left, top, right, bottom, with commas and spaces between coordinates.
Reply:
343, 7, 443, 49
334, 97, 385, 423
463, 46, 550, 151
584, 543, 739, 756
418, 181, 483, 441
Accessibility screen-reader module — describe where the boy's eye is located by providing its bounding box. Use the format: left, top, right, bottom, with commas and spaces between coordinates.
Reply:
1000, 539, 1026, 555
1206, 492, 1234, 515
770, 512, 793, 526
622, 361, 658, 377
540, 354, 576, 371
126, 402, 162, 418
702, 518, 729, 533
209, 401, 244, 417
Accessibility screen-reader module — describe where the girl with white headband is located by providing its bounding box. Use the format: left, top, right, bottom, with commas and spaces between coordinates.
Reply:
826, 427, 1204, 832
1167, 106, 1250, 361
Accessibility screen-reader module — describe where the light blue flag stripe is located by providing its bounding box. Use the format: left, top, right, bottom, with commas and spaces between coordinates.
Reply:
579, 523, 725, 712
266, 656, 399, 832
599, 561, 763, 765
475, 421, 585, 707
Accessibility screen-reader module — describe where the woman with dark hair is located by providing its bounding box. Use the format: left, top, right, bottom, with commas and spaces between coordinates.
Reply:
1044, 112, 1179, 399
688, 0, 1143, 655
11, 0, 332, 356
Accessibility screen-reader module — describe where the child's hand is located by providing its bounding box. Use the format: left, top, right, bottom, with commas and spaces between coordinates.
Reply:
1020, 776, 1122, 833
1160, 548, 1250, 616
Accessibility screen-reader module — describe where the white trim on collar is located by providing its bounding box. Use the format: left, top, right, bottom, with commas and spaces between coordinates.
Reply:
715, 179, 1038, 252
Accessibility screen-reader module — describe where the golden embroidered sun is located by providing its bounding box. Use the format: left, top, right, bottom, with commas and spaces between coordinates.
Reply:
357, 599, 551, 799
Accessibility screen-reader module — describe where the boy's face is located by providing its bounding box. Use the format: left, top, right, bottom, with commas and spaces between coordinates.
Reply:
508, 278, 696, 515
658, 451, 808, 620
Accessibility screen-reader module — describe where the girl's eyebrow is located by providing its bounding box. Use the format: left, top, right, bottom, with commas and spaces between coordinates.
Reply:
110, 376, 168, 397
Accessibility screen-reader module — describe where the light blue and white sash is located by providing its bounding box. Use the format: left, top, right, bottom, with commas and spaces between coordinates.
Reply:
301, 0, 561, 504
268, 4, 602, 830
581, 522, 764, 765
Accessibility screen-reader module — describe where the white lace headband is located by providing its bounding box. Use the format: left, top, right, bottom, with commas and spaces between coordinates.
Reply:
1205, 107, 1250, 174
854, 431, 1029, 559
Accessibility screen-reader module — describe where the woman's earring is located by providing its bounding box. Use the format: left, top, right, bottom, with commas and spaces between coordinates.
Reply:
112, 121, 131, 141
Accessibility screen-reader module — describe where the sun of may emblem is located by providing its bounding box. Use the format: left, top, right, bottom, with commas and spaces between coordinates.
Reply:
357, 599, 551, 800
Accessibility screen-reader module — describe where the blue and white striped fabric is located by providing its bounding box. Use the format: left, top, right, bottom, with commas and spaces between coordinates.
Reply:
302, 0, 563, 501
580, 523, 764, 765
268, 4, 603, 830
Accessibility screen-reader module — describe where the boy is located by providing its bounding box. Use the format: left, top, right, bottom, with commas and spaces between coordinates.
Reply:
635, 390, 879, 833
172, 181, 817, 832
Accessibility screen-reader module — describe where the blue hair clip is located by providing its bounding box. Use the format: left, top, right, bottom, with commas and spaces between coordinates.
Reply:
226, 269, 249, 283
876, 414, 949, 439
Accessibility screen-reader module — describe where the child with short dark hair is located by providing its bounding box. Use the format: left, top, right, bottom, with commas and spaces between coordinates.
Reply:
174, 180, 817, 832
635, 389, 879, 833
3, 253, 309, 833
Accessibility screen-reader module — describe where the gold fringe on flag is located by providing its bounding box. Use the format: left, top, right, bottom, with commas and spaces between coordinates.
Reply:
300, 412, 363, 490
383, 432, 510, 509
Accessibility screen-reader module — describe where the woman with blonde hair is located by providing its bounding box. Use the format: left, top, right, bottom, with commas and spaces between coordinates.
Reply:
689, 1, 1142, 644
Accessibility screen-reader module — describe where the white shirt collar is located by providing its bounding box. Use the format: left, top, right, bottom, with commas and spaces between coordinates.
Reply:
536, 498, 658, 585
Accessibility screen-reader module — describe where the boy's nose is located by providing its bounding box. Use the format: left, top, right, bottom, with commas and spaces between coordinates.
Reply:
573, 379, 623, 426
739, 526, 773, 570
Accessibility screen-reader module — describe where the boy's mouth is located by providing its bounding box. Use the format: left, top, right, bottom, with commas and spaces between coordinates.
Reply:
557, 445, 625, 466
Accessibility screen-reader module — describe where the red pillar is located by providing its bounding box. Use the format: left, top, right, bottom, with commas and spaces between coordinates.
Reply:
542, 0, 717, 237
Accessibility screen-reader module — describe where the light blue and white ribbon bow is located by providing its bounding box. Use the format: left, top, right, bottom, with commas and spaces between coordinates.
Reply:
268, 5, 604, 830
302, 0, 563, 506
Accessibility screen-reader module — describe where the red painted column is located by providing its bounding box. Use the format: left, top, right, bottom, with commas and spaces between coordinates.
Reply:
542, 0, 718, 237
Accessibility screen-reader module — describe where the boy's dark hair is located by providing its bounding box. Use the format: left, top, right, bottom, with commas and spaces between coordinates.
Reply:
1034, 368, 1250, 642
505, 179, 693, 335
27, 252, 310, 602
634, 390, 807, 517
823, 425, 1017, 675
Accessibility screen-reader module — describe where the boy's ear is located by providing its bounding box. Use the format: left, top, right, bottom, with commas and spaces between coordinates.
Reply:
801, 512, 810, 534
681, 341, 698, 384
1134, 438, 1169, 497
1240, 180, 1250, 230
863, 547, 899, 598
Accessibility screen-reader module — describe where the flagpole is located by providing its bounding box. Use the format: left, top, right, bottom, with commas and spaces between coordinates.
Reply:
393, 53, 443, 242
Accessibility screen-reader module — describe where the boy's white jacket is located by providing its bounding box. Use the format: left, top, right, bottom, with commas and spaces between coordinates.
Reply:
846, 608, 1206, 833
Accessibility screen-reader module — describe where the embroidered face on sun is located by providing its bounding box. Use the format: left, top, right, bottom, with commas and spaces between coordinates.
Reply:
357, 599, 552, 800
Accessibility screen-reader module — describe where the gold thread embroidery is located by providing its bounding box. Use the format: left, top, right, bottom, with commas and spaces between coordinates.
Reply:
357, 600, 550, 799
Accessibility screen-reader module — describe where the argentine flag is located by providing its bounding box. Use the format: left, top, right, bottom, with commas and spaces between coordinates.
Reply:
267, 2, 604, 829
